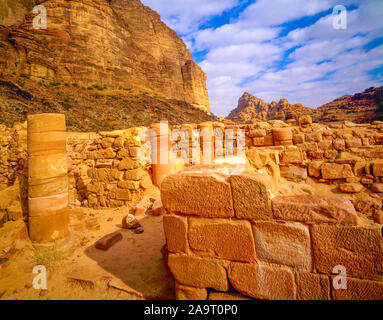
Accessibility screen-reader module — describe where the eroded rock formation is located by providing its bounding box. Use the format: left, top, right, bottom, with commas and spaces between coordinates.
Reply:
228, 87, 383, 124
227, 92, 315, 124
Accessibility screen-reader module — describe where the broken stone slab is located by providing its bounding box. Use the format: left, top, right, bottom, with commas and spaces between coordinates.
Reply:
272, 195, 358, 225
95, 231, 123, 251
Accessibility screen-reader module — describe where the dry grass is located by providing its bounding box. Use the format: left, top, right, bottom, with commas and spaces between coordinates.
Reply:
32, 245, 63, 269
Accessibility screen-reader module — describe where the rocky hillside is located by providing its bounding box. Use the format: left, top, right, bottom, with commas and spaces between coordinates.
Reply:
227, 92, 315, 123
317, 86, 383, 123
228, 87, 383, 124
0, 0, 211, 131
0, 75, 215, 132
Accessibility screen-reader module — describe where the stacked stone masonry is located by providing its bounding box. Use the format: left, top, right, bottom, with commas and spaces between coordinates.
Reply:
161, 169, 383, 300
1, 117, 383, 212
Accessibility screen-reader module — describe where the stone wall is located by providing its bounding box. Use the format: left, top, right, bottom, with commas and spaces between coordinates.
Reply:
67, 128, 153, 208
1, 117, 383, 212
243, 119, 383, 196
161, 169, 383, 300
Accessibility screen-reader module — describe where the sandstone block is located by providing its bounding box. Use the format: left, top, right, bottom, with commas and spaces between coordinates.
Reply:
332, 277, 383, 300
321, 163, 353, 180
308, 161, 323, 178
272, 195, 357, 225
293, 134, 305, 144
311, 225, 383, 281
124, 168, 146, 181
280, 148, 303, 164
115, 189, 131, 201
248, 129, 266, 138
161, 171, 234, 218
163, 215, 188, 253
118, 180, 140, 190
273, 128, 293, 142
230, 172, 272, 220
175, 283, 207, 300
168, 254, 229, 291
95, 232, 122, 251
339, 183, 364, 193
252, 221, 311, 270
346, 138, 362, 148
189, 218, 256, 263
372, 162, 383, 177
280, 167, 307, 182
296, 272, 330, 300
228, 262, 296, 300
118, 158, 139, 170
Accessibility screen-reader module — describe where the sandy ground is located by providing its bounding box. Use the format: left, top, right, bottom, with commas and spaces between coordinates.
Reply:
0, 187, 175, 300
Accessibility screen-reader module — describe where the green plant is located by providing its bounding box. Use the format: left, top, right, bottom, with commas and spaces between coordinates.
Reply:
21, 73, 30, 79
72, 83, 79, 88
50, 81, 60, 87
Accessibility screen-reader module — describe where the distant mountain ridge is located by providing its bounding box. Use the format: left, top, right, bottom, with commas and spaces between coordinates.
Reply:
228, 87, 383, 124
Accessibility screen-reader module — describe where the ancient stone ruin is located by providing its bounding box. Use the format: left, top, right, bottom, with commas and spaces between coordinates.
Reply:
0, 113, 382, 300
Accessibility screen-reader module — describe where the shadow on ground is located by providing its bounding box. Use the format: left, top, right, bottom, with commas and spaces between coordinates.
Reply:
84, 215, 175, 300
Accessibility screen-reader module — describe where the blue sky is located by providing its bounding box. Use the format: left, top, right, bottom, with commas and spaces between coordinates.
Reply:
141, 0, 383, 116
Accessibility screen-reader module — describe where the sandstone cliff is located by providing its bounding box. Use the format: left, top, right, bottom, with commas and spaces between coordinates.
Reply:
0, 0, 210, 113
228, 87, 383, 124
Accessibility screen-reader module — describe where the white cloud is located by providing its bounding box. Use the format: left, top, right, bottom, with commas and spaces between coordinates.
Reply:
141, 0, 383, 116
141, 0, 239, 35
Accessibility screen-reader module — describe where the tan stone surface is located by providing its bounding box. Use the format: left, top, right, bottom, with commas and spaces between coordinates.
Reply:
311, 225, 383, 281
208, 292, 252, 300
252, 221, 311, 270
321, 163, 354, 180
296, 272, 330, 300
272, 195, 358, 225
189, 218, 256, 263
168, 254, 229, 291
332, 277, 383, 300
161, 171, 234, 218
230, 172, 272, 220
163, 215, 188, 253
228, 262, 296, 300
175, 283, 207, 300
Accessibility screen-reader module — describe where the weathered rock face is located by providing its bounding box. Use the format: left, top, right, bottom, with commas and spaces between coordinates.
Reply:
227, 92, 315, 124
317, 86, 383, 124
0, 0, 210, 113
228, 87, 383, 124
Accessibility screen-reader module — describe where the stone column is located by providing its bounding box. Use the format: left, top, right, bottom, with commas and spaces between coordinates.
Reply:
27, 114, 69, 243
150, 122, 175, 188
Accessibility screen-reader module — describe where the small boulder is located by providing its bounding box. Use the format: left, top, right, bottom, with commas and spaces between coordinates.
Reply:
122, 214, 141, 229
